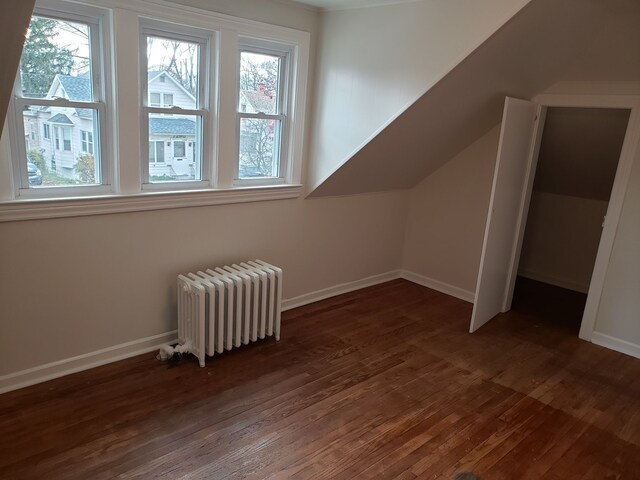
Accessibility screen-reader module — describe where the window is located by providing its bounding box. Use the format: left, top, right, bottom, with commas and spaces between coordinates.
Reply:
0, 0, 308, 220
141, 23, 209, 186
174, 141, 185, 158
81, 130, 94, 154
149, 92, 174, 108
237, 40, 290, 182
149, 92, 161, 107
9, 4, 109, 192
53, 126, 72, 151
149, 141, 165, 163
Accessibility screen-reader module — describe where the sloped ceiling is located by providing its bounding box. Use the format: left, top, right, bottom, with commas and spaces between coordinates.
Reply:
309, 0, 640, 197
0, 0, 35, 133
534, 108, 630, 202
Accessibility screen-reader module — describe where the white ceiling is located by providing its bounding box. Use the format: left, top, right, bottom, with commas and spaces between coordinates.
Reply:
290, 0, 420, 11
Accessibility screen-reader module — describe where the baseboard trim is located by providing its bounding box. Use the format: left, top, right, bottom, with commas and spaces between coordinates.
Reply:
400, 270, 475, 303
282, 269, 475, 311
0, 330, 178, 394
518, 268, 589, 294
2, 269, 474, 394
591, 332, 640, 360
282, 270, 403, 311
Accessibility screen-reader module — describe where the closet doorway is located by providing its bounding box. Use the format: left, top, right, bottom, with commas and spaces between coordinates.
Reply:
470, 94, 640, 340
511, 107, 629, 334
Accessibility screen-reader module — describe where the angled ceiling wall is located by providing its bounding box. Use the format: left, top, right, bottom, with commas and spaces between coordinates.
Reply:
306, 0, 533, 194
308, 0, 640, 197
0, 0, 35, 133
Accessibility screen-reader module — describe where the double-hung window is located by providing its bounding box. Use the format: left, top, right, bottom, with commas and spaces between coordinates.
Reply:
1, 0, 308, 220
140, 22, 211, 187
236, 39, 291, 183
9, 3, 110, 194
81, 130, 94, 154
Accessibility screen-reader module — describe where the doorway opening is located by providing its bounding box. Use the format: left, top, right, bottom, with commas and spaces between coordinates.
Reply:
510, 107, 630, 335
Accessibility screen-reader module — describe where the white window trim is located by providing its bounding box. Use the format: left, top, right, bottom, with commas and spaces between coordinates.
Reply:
6, 0, 114, 199
0, 0, 309, 222
235, 38, 292, 186
81, 130, 94, 154
140, 19, 212, 190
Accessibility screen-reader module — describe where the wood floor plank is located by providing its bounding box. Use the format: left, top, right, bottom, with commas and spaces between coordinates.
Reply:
1, 277, 639, 479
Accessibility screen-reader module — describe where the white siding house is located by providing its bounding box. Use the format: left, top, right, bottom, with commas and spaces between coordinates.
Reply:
146, 71, 198, 180
24, 70, 198, 182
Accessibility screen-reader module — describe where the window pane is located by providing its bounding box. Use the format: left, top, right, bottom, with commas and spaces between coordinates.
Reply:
146, 36, 199, 107
239, 52, 280, 115
20, 16, 92, 100
22, 105, 100, 187
238, 117, 280, 179
150, 92, 161, 107
148, 115, 201, 182
174, 141, 185, 157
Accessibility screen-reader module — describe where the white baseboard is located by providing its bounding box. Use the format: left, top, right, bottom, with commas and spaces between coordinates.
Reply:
518, 268, 589, 294
281, 269, 475, 312
0, 330, 178, 394
400, 270, 475, 303
2, 269, 474, 394
591, 332, 640, 360
282, 270, 403, 311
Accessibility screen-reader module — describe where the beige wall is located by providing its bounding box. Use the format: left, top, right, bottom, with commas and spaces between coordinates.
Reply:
518, 192, 608, 293
307, 0, 531, 191
0, 191, 409, 375
167, 0, 319, 32
402, 126, 499, 294
0, 0, 412, 378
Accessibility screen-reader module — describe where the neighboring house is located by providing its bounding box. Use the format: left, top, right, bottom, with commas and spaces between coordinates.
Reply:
238, 84, 276, 177
24, 70, 199, 181
32, 74, 95, 178
146, 71, 198, 180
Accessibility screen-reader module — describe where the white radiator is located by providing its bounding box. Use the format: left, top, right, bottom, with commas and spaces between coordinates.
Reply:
176, 260, 282, 367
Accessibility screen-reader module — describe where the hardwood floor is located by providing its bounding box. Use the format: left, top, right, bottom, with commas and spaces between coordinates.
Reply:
1, 279, 639, 479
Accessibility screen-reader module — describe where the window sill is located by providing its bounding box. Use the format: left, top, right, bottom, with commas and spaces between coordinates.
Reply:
0, 184, 302, 222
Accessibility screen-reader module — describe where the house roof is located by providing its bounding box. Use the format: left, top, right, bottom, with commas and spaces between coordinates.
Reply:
48, 113, 74, 125
149, 117, 196, 135
241, 90, 276, 114
56, 75, 92, 102
76, 108, 93, 119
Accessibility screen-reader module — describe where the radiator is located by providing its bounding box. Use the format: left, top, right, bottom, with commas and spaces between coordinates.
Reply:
176, 260, 282, 367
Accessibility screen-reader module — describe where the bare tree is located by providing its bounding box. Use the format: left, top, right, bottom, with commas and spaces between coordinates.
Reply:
147, 37, 198, 96
240, 55, 279, 94
239, 118, 276, 176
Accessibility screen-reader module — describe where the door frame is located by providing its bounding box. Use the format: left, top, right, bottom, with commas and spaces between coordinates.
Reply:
503, 93, 640, 342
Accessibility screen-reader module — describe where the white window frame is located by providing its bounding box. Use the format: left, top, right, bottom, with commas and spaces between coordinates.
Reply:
235, 38, 292, 186
53, 125, 72, 151
140, 20, 212, 190
149, 92, 162, 107
81, 130, 94, 154
149, 140, 165, 163
6, 0, 112, 198
0, 0, 309, 221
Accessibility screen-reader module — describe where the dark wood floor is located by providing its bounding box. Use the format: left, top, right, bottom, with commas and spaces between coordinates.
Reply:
1, 279, 640, 479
